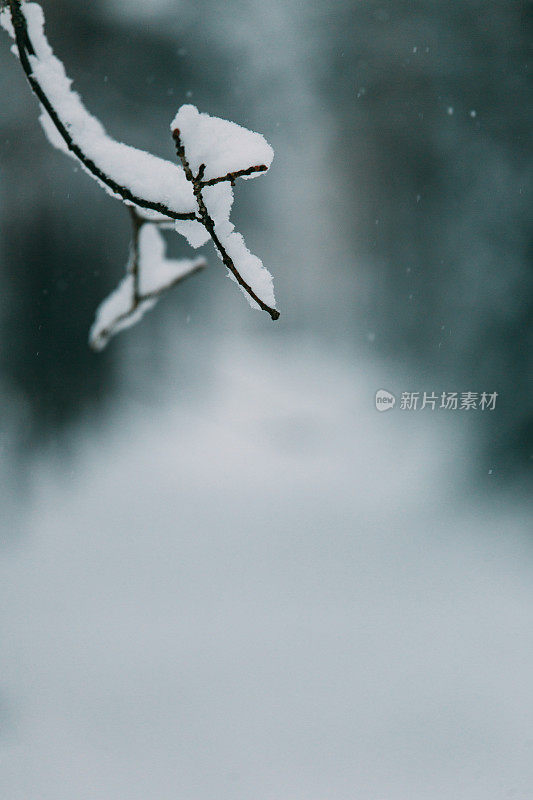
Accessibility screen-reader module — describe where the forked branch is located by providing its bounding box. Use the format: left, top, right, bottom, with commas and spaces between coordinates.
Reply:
89, 209, 206, 350
4, 0, 280, 330
128, 208, 206, 304
173, 129, 279, 320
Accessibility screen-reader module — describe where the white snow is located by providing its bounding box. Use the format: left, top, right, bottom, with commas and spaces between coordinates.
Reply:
138, 224, 204, 296
0, 6, 15, 38
89, 274, 155, 351
219, 231, 276, 308
38, 106, 72, 154
171, 104, 274, 181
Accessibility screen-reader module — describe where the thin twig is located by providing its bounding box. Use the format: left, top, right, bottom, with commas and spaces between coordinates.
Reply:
200, 164, 268, 188
173, 131, 280, 320
92, 262, 206, 346
128, 206, 143, 304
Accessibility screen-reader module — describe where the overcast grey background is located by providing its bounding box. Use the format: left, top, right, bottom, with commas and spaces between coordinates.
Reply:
0, 1, 532, 798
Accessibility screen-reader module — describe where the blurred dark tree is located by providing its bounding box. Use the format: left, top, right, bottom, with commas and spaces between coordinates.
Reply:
314, 0, 532, 480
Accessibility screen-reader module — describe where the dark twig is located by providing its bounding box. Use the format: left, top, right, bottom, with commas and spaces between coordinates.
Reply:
129, 206, 143, 304
173, 130, 280, 321
200, 164, 268, 188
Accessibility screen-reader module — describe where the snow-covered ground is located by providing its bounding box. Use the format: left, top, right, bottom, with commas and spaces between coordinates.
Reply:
1, 338, 532, 800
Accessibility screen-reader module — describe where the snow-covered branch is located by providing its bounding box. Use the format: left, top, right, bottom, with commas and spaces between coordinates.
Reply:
89, 209, 206, 351
1, 0, 280, 347
2, 0, 197, 222
172, 126, 279, 319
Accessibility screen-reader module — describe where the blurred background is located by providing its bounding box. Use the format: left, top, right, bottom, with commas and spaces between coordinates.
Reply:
0, 1, 532, 798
